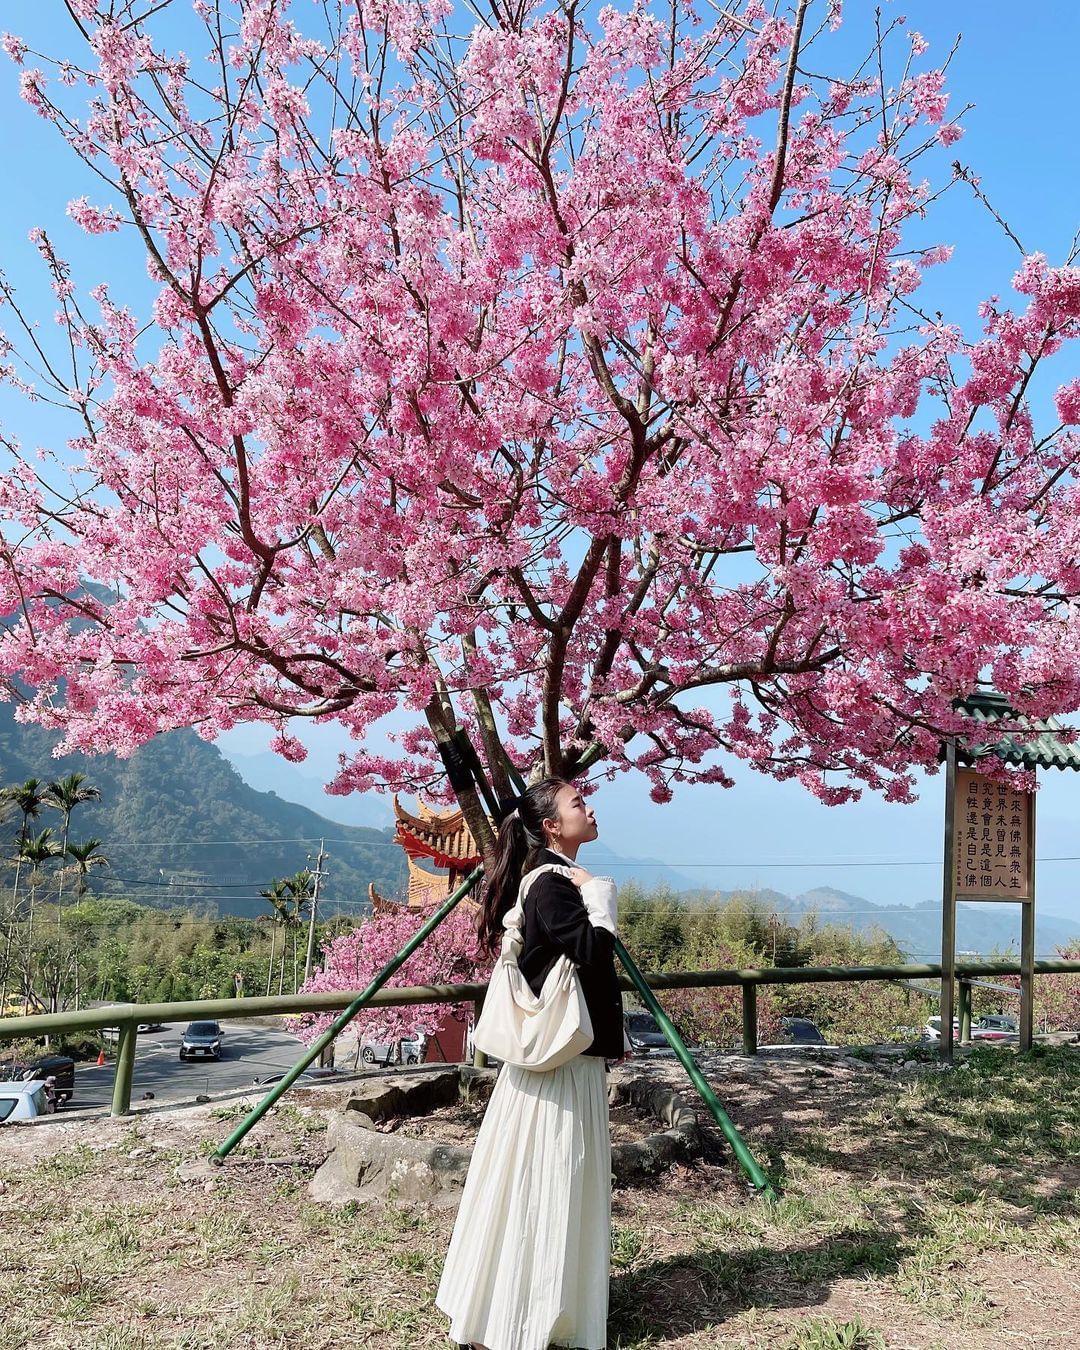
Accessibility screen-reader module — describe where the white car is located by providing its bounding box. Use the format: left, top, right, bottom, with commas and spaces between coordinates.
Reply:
923, 1016, 959, 1042
0, 1080, 50, 1123
360, 1035, 425, 1066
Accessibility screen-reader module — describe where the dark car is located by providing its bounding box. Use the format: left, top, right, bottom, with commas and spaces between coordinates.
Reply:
976, 1014, 1018, 1034
0, 1053, 75, 1104
624, 1011, 669, 1052
780, 1017, 826, 1045
179, 1021, 225, 1061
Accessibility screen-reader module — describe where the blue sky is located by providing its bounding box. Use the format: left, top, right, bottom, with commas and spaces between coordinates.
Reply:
1, 3, 1079, 934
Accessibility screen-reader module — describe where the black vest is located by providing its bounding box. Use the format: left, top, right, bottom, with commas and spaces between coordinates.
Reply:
516, 851, 624, 1059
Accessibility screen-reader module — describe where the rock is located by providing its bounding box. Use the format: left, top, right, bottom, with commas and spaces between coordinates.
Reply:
309, 1065, 703, 1209
343, 1068, 463, 1123
176, 1157, 220, 1183
310, 1111, 472, 1210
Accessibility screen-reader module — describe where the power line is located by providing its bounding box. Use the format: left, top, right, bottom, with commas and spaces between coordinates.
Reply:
21, 841, 1080, 868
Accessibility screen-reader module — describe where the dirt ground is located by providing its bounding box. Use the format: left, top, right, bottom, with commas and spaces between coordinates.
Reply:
1, 1044, 1077, 1349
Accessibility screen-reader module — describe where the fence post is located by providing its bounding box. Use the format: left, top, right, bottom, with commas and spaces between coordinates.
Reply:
958, 980, 972, 1045
111, 1021, 137, 1117
741, 983, 758, 1056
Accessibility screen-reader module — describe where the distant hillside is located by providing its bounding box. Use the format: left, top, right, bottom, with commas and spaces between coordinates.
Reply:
773, 885, 1079, 959
0, 701, 407, 917
223, 748, 393, 830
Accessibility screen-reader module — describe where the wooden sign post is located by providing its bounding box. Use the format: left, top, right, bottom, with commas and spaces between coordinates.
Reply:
941, 747, 1036, 1059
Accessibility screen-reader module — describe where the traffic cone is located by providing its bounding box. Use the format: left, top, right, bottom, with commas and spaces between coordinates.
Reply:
96, 1048, 106, 1066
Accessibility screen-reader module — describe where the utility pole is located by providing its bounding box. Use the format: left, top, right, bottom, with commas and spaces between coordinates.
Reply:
303, 841, 327, 985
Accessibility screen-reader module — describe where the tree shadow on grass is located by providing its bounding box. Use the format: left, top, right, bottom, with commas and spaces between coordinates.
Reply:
604, 1048, 1079, 1345
607, 1227, 905, 1347
756, 1047, 1080, 1214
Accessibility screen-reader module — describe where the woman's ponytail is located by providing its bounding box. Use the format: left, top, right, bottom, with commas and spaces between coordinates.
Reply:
476, 777, 567, 955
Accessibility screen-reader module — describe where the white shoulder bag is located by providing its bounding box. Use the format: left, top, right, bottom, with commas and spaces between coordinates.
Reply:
471, 863, 594, 1072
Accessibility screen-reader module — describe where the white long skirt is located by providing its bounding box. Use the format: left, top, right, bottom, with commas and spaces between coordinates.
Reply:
436, 1054, 611, 1350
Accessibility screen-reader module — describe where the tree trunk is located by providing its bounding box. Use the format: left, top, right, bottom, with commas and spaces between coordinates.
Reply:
56, 817, 70, 940
1, 851, 25, 1010
23, 873, 36, 1016
265, 929, 276, 997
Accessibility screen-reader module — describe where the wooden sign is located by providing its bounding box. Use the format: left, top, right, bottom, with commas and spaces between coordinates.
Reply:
953, 768, 1034, 902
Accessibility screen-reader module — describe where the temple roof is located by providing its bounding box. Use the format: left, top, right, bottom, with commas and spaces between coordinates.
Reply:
953, 690, 1080, 773
392, 795, 482, 870
367, 854, 480, 915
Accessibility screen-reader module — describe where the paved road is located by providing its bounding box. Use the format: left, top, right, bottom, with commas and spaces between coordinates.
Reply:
65, 1021, 316, 1113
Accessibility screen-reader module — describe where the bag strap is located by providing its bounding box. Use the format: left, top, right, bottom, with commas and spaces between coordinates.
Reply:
518, 861, 577, 901
500, 863, 578, 958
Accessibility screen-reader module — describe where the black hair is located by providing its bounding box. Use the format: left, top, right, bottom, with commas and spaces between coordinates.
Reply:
477, 777, 567, 955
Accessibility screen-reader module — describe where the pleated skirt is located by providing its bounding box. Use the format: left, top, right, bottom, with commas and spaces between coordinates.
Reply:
436, 1054, 611, 1350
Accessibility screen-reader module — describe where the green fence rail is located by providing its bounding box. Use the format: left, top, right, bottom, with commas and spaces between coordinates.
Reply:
4, 958, 1076, 1109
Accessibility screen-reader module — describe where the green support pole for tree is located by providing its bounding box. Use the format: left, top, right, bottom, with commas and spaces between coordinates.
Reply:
214, 863, 484, 1161
614, 937, 777, 1200
111, 1020, 138, 1117
742, 984, 758, 1056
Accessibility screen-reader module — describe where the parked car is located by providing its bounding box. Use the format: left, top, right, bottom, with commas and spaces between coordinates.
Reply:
179, 1021, 225, 1061
923, 1016, 959, 1042
100, 1015, 165, 1038
0, 1054, 75, 1104
779, 1017, 826, 1046
252, 1067, 342, 1087
360, 1035, 425, 1066
976, 1014, 1018, 1034
624, 1011, 669, 1052
0, 1080, 51, 1123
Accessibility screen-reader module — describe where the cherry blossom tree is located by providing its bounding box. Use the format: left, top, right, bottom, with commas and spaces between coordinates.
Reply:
289, 903, 487, 1044
2, 0, 1080, 852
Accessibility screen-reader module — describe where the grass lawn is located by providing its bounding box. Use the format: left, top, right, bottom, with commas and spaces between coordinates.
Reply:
1, 1044, 1076, 1349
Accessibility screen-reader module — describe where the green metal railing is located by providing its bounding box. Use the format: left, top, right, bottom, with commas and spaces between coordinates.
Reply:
5, 958, 1076, 1175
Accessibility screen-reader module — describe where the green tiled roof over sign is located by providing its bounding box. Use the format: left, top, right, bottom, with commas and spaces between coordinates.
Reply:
953, 689, 1080, 773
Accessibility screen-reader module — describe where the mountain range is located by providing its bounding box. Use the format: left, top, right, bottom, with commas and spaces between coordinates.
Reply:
0, 701, 407, 917
702, 884, 1079, 960
2, 700, 1077, 954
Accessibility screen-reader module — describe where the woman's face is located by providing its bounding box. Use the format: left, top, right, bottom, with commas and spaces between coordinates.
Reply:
544, 783, 598, 849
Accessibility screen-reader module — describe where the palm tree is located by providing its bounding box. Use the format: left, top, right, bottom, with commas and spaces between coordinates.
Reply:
18, 828, 62, 1014
66, 838, 109, 899
258, 880, 292, 997
284, 870, 315, 993
0, 778, 46, 1010
44, 773, 101, 938
66, 838, 109, 1009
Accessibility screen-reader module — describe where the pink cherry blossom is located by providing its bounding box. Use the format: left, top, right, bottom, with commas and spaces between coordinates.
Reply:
289, 904, 489, 1044
0, 1, 1077, 841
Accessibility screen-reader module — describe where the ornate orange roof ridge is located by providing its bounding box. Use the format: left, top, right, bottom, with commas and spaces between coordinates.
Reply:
391, 794, 482, 869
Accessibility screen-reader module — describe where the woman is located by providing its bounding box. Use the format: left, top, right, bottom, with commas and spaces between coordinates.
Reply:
437, 778, 624, 1350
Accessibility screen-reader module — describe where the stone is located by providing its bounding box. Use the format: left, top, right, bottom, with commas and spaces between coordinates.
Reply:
310, 1111, 472, 1210
343, 1067, 463, 1123
309, 1065, 702, 1209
